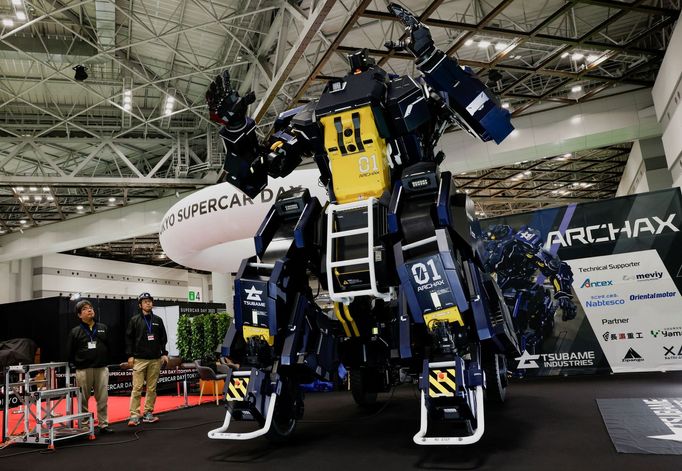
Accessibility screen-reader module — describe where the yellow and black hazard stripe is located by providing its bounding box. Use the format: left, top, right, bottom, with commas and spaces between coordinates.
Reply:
428, 369, 457, 398
226, 376, 249, 401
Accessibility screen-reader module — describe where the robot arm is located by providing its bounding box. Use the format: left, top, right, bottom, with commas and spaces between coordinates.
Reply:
386, 3, 513, 144
206, 71, 311, 197
538, 252, 577, 321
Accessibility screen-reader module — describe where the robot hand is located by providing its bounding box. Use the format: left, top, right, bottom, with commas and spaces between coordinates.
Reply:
266, 142, 288, 177
206, 70, 256, 127
555, 292, 577, 321
386, 3, 435, 59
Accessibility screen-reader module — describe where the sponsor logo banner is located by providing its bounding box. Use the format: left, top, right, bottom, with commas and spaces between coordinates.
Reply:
569, 250, 682, 373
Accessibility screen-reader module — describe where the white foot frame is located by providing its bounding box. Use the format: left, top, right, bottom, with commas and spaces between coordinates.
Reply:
413, 385, 485, 445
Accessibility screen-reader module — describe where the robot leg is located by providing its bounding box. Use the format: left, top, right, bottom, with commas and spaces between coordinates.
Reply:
210, 188, 329, 442
391, 164, 518, 444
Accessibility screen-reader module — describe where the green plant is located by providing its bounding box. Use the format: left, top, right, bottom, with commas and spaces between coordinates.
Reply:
177, 314, 193, 360
216, 312, 231, 347
190, 314, 205, 360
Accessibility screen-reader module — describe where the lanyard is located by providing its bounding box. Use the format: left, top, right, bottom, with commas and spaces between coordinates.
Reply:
143, 314, 153, 334
80, 323, 97, 342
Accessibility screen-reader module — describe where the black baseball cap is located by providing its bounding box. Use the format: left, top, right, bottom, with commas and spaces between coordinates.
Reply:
138, 292, 153, 302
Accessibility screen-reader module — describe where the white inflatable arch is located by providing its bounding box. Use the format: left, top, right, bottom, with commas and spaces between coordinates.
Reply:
159, 169, 327, 273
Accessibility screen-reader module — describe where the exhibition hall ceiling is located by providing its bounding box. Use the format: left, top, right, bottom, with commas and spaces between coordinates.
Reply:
0, 0, 678, 263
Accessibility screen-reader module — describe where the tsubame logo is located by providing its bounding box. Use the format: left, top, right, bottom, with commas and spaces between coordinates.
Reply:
515, 350, 595, 369
580, 278, 613, 288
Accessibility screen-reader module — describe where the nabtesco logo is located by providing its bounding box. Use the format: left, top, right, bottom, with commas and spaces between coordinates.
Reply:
580, 278, 613, 288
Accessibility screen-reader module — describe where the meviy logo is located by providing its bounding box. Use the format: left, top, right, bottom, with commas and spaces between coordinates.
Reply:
580, 278, 613, 288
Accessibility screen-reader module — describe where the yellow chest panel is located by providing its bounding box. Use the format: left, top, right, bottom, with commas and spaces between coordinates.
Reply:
319, 106, 390, 203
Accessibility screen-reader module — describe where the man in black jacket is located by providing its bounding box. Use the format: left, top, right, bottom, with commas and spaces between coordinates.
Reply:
126, 292, 168, 426
67, 299, 114, 434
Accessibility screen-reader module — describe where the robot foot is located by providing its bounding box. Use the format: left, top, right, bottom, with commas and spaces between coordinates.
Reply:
208, 368, 302, 442
412, 359, 485, 445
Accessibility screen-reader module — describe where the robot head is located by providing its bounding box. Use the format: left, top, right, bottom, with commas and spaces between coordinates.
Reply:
347, 49, 376, 73
514, 226, 543, 254
486, 224, 513, 241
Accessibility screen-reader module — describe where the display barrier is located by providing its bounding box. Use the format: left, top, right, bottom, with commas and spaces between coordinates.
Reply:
481, 187, 682, 376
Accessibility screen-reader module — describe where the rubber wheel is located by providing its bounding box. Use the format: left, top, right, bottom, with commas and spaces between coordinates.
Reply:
484, 352, 508, 403
350, 368, 378, 407
265, 379, 300, 443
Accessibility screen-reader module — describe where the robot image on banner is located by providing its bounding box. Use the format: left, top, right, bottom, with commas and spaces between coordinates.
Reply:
206, 4, 520, 445
482, 225, 577, 356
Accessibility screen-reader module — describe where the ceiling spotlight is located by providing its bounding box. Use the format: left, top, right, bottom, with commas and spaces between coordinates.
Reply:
15, 186, 24, 192
2, 18, 14, 27
47, 195, 54, 201
108, 197, 116, 202
15, 11, 26, 21
73, 64, 88, 81
123, 103, 131, 111
478, 40, 491, 48
561, 52, 569, 58
29, 186, 37, 191
76, 205, 84, 210
501, 102, 510, 109
563, 153, 572, 158
21, 195, 29, 201
34, 196, 42, 202
42, 186, 49, 192
20, 219, 26, 224
465, 39, 474, 46
571, 85, 582, 93
571, 52, 584, 61
495, 42, 508, 51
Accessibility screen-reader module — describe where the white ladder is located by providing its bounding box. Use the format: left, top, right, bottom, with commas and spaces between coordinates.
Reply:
325, 197, 394, 305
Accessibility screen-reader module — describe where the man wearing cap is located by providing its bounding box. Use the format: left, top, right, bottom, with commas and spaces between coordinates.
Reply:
125, 292, 169, 426
67, 299, 114, 434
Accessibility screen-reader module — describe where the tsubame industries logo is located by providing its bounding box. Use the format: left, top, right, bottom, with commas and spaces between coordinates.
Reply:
515, 350, 596, 369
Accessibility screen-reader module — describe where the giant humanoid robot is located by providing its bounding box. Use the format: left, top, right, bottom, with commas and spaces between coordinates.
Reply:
206, 4, 520, 445
483, 225, 577, 355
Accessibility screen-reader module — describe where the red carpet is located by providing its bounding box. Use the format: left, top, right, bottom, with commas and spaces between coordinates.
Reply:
1, 393, 221, 438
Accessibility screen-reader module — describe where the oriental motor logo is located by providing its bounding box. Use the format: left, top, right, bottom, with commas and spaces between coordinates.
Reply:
515, 350, 596, 369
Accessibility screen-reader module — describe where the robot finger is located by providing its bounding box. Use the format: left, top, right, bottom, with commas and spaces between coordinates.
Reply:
220, 70, 232, 92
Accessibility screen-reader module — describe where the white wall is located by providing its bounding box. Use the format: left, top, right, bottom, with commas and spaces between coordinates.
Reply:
438, 88, 660, 174
652, 17, 682, 188
21, 253, 212, 302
